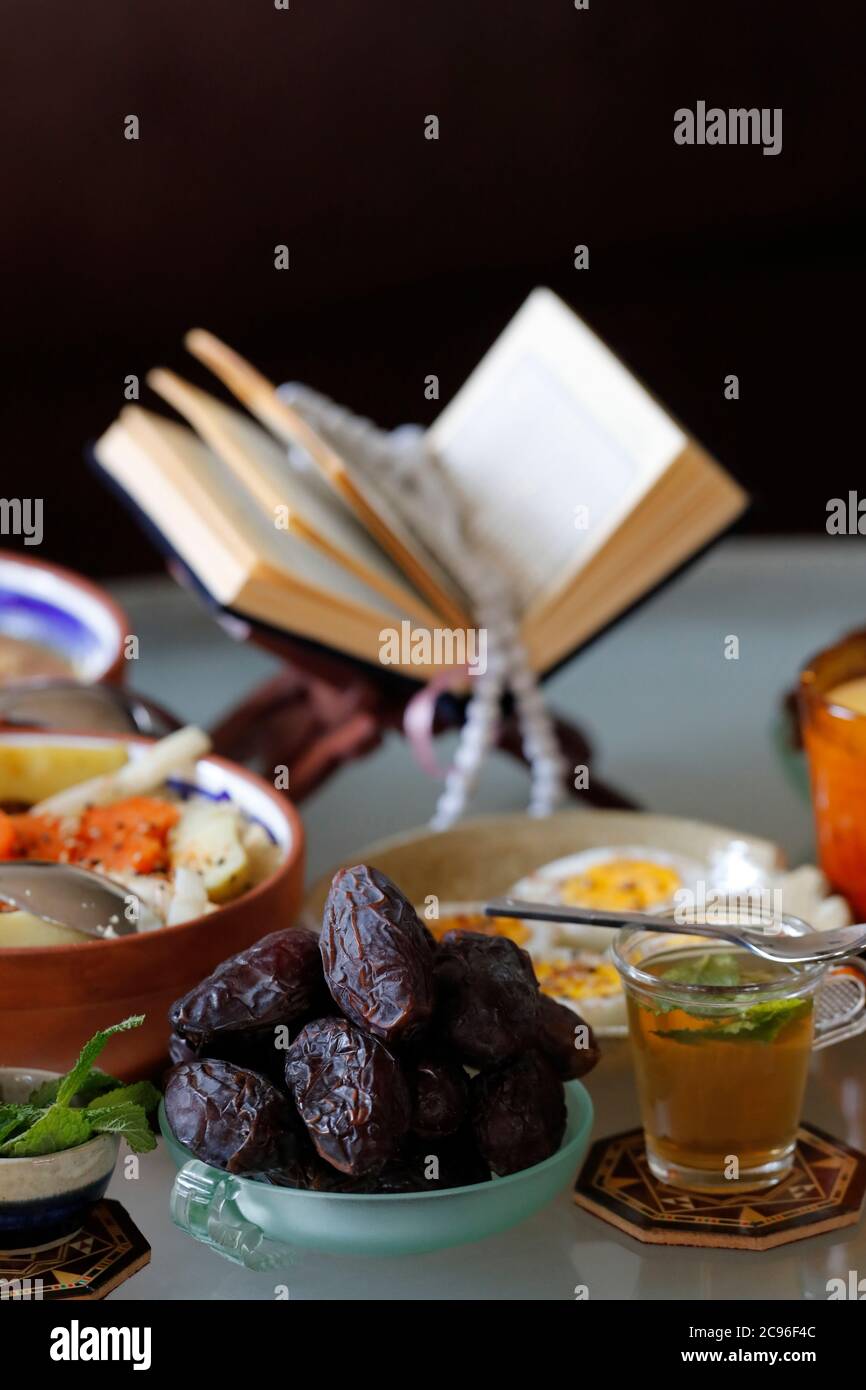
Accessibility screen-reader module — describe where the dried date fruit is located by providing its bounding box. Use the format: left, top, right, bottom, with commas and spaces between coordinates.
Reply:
168, 1031, 196, 1068
366, 1159, 428, 1194
376, 1132, 491, 1192
537, 995, 600, 1080
257, 1130, 319, 1189
285, 1016, 411, 1175
169, 1025, 300, 1091
164, 1059, 298, 1175
431, 1130, 491, 1188
265, 1130, 492, 1194
411, 1055, 469, 1139
301, 1155, 381, 1193
441, 1130, 492, 1188
256, 1157, 311, 1189
170, 928, 327, 1050
373, 1150, 445, 1193
470, 1052, 566, 1176
321, 864, 435, 1044
433, 931, 540, 1066
414, 1132, 491, 1190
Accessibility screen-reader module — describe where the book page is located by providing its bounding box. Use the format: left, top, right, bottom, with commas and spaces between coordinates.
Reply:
147, 371, 444, 626
521, 444, 746, 671
95, 420, 408, 670
111, 409, 407, 623
184, 329, 470, 625
428, 288, 687, 615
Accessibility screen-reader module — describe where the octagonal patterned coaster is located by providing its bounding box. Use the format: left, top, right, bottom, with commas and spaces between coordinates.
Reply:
574, 1124, 866, 1250
0, 1200, 150, 1300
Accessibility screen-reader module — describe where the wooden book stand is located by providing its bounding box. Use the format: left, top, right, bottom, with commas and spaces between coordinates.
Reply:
207, 627, 637, 811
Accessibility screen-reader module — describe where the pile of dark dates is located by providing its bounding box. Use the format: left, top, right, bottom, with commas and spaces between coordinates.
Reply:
164, 864, 599, 1193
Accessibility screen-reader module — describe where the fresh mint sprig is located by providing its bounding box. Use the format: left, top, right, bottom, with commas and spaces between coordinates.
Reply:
27, 1068, 121, 1109
56, 1016, 145, 1107
1, 1107, 94, 1157
0, 1016, 160, 1158
0, 1103, 42, 1147
85, 1101, 157, 1153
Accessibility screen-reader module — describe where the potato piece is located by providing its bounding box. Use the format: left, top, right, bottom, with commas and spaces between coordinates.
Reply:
241, 820, 283, 884
35, 726, 210, 816
170, 800, 249, 903
0, 744, 127, 806
0, 910, 88, 947
167, 866, 210, 925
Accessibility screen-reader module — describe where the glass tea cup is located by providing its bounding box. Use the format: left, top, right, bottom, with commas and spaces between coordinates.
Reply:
612, 905, 866, 1193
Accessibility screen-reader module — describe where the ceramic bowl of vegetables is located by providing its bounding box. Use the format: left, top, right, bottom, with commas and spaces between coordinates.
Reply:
0, 727, 305, 1078
0, 1017, 159, 1246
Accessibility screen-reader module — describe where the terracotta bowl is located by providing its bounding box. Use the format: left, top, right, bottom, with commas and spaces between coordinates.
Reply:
0, 732, 305, 1079
0, 551, 129, 684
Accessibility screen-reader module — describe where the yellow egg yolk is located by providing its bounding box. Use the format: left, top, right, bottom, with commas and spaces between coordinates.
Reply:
559, 859, 681, 911
428, 912, 531, 945
534, 958, 622, 1001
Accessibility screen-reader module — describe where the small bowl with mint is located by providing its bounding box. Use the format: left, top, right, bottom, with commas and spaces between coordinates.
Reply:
0, 1015, 159, 1245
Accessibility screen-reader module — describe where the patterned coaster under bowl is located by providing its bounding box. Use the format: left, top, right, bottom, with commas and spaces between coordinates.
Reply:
0, 1200, 150, 1299
574, 1124, 866, 1250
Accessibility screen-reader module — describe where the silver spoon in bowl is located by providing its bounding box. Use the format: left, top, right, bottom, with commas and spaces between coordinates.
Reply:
0, 861, 139, 939
484, 897, 866, 965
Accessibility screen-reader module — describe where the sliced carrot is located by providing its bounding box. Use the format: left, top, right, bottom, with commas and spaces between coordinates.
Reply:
0, 810, 15, 859
101, 796, 179, 834
9, 813, 75, 861
73, 796, 180, 874
5, 797, 180, 875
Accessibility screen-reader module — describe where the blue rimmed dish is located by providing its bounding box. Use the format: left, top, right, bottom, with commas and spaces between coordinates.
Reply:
0, 552, 128, 685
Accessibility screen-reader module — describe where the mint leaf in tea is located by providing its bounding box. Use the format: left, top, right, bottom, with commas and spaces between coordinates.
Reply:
659, 997, 811, 1045
658, 951, 741, 989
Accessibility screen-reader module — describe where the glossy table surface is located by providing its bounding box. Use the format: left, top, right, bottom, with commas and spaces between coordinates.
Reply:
104, 536, 866, 1300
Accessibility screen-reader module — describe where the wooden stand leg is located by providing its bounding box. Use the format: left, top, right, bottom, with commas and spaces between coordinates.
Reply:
496, 712, 639, 810
210, 657, 639, 811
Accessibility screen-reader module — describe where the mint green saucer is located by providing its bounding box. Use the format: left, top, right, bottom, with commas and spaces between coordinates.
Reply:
160, 1080, 593, 1267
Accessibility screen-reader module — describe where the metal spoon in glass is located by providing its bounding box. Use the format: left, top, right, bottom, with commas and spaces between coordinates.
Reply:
0, 861, 139, 939
484, 897, 866, 964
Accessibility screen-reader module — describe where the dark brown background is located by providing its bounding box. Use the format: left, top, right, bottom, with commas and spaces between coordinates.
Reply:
3, 0, 864, 575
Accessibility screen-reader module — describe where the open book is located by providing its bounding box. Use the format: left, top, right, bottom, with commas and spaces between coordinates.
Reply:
93, 289, 747, 681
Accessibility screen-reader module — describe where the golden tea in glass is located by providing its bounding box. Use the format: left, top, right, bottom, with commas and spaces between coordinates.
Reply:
613, 918, 828, 1192
626, 946, 813, 1190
